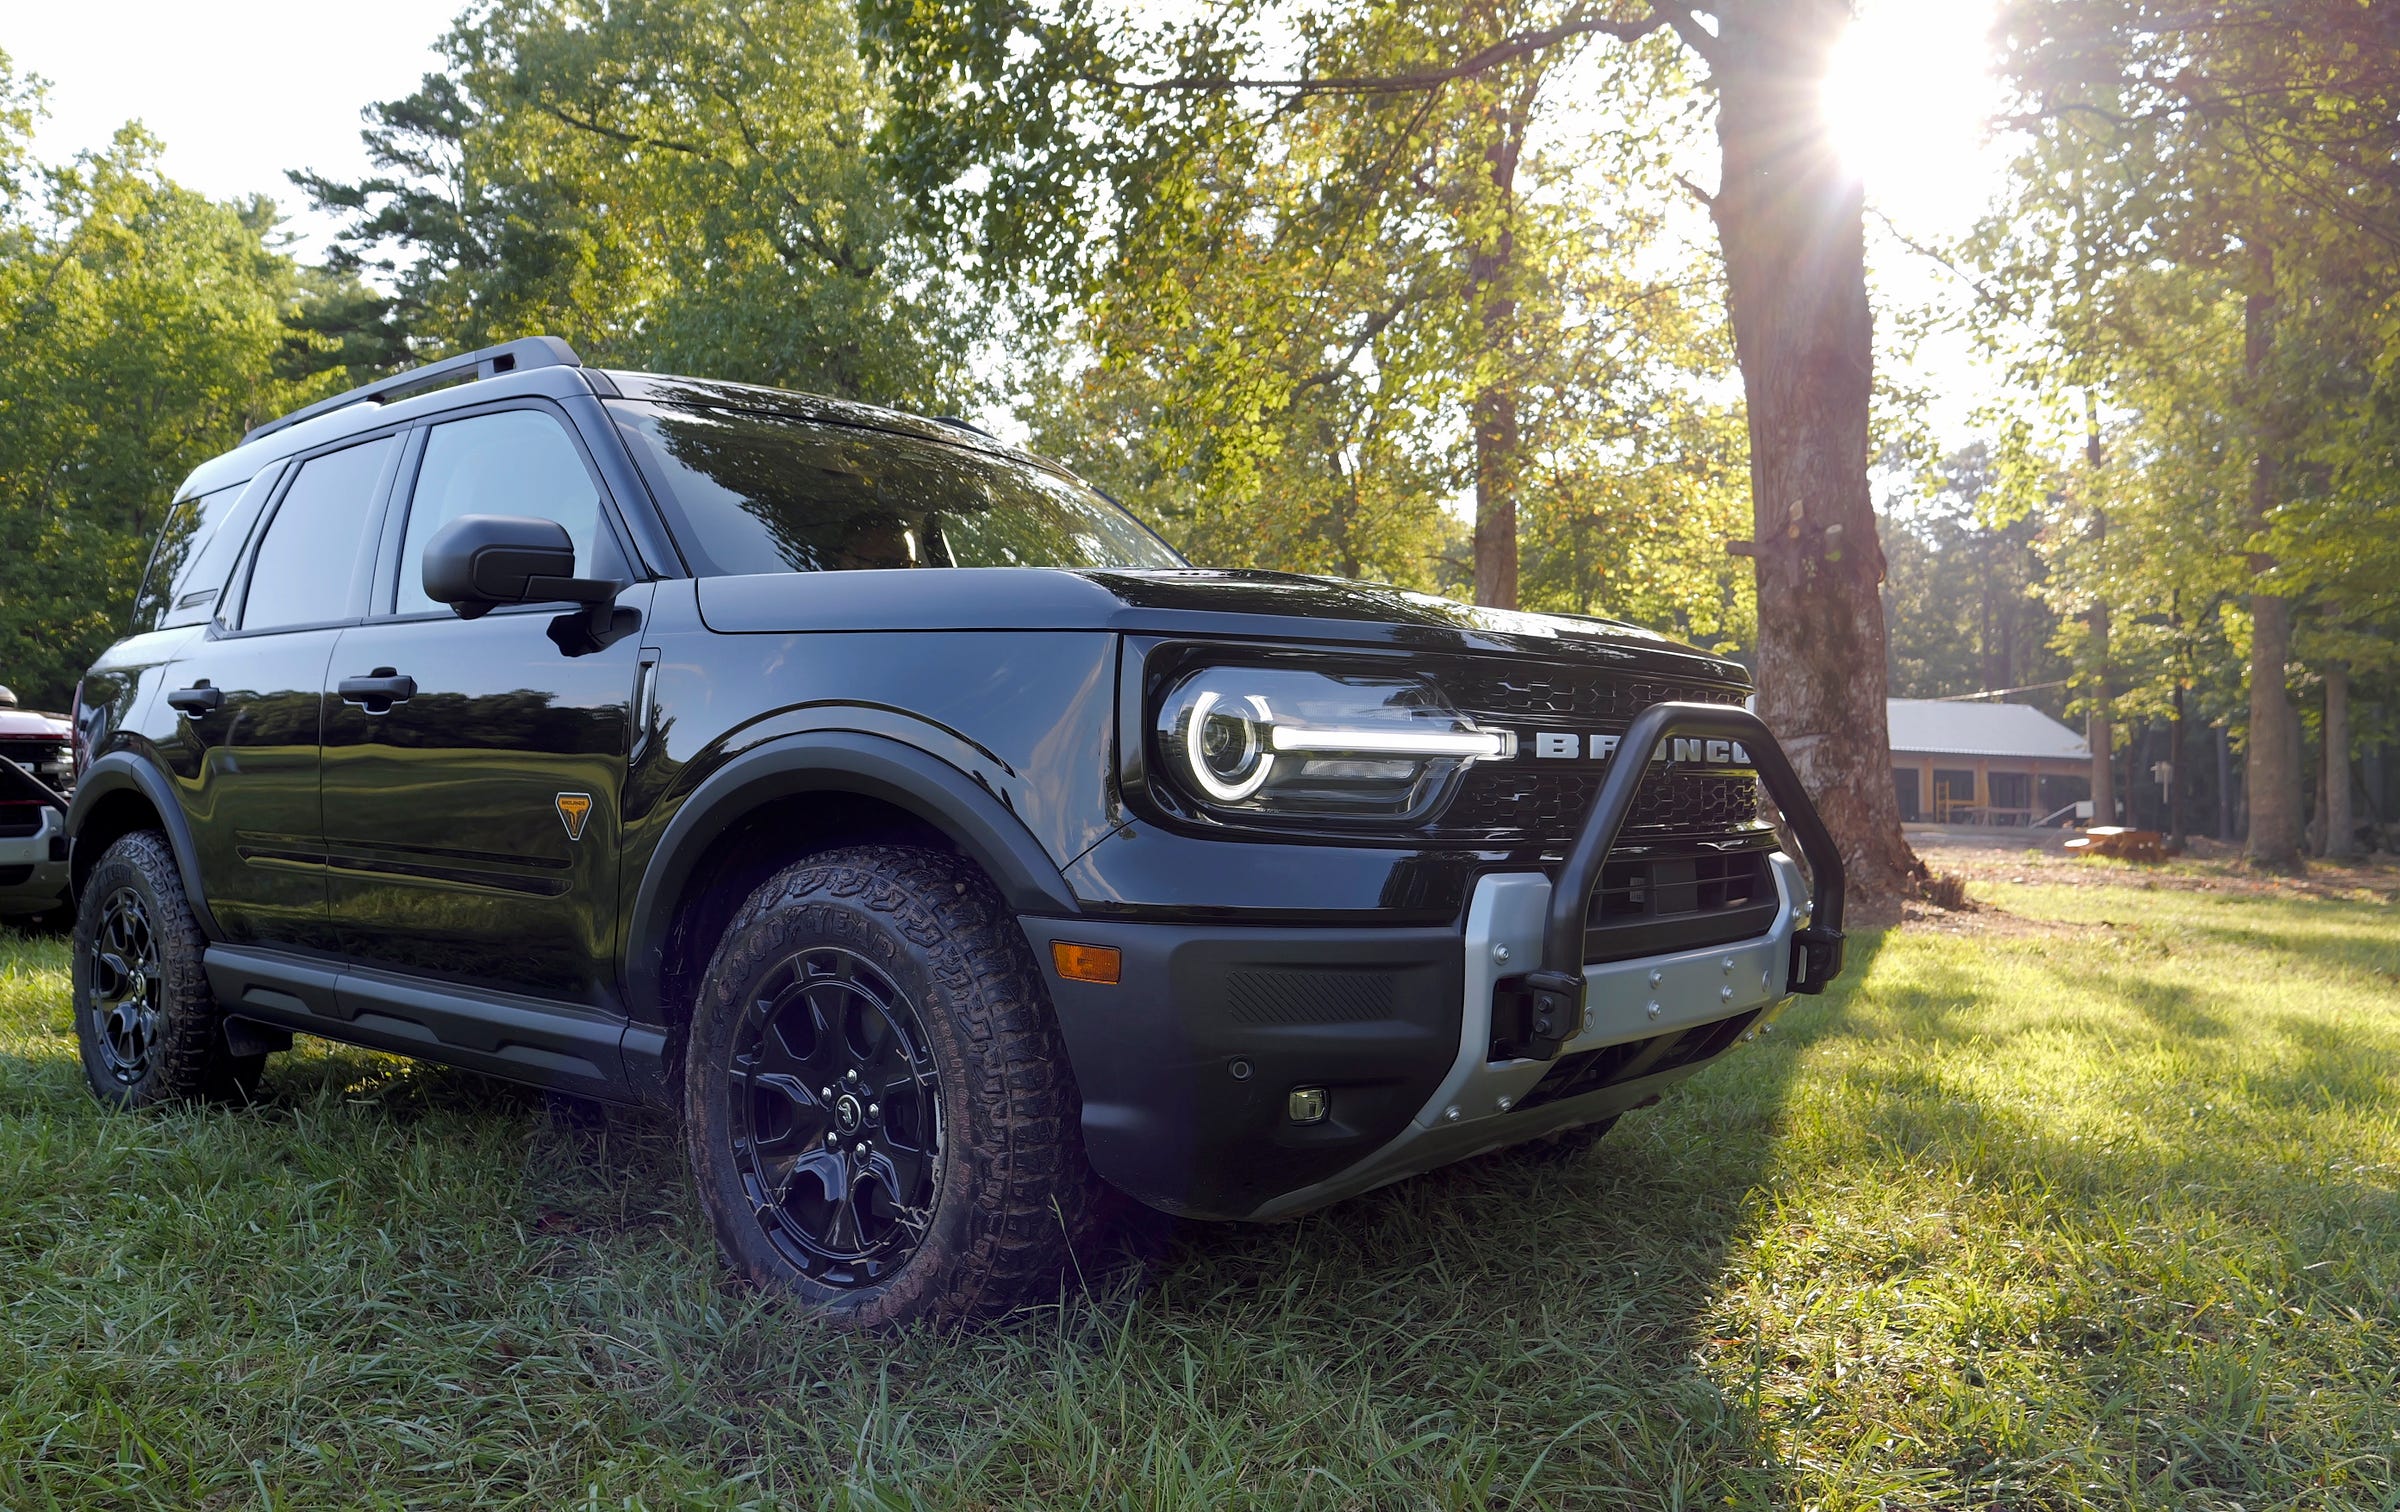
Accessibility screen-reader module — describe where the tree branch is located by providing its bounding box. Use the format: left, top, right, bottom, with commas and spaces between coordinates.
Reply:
1085, 6, 1676, 97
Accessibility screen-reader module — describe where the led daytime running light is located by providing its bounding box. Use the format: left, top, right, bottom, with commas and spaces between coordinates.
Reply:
1267, 724, 1516, 760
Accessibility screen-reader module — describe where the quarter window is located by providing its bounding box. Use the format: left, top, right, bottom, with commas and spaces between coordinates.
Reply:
396, 410, 615, 615
240, 438, 395, 631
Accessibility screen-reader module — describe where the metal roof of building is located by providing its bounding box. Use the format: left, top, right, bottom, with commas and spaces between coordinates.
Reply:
1887, 698, 2090, 761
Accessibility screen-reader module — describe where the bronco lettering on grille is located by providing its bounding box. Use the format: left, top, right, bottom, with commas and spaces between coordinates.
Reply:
1527, 732, 1753, 766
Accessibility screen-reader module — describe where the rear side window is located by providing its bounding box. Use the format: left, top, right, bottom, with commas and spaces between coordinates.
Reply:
608, 401, 1183, 577
240, 437, 396, 632
139, 463, 286, 631
134, 482, 245, 631
395, 409, 618, 616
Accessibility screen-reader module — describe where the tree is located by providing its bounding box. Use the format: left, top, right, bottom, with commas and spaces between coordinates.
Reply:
0, 55, 340, 707
870, 0, 1929, 917
301, 0, 982, 409
1987, 0, 2400, 866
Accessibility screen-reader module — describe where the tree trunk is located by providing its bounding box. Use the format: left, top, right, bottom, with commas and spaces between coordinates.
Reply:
2217, 723, 2235, 841
2088, 612, 2115, 826
2325, 659, 2353, 859
2083, 398, 2115, 827
1468, 106, 1524, 610
2168, 677, 2187, 849
1707, 0, 1923, 920
2241, 246, 2302, 868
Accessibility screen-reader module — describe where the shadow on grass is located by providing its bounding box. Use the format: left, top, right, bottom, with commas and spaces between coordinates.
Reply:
1052, 930, 1892, 1505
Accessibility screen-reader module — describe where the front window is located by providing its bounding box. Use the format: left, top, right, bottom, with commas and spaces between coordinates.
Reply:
608, 401, 1183, 577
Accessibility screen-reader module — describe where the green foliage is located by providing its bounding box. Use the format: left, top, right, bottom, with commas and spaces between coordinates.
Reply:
1879, 444, 2065, 706
0, 55, 348, 708
875, 1, 1752, 642
1976, 2, 2400, 790
300, 0, 982, 409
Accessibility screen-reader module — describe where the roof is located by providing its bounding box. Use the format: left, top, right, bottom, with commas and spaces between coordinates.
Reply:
1886, 698, 2090, 761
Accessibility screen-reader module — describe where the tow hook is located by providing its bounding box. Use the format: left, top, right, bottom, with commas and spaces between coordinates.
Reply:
1491, 968, 1585, 1062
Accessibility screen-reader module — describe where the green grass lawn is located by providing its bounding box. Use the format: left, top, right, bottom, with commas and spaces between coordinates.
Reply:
2, 871, 2395, 1509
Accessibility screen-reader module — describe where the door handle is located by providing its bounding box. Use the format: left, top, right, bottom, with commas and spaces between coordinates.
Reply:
337, 668, 417, 713
167, 682, 223, 716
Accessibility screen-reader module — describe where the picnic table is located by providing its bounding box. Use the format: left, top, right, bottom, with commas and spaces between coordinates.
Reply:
2063, 826, 2168, 862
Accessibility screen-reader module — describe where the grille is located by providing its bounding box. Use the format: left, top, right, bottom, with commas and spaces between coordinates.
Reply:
1583, 849, 1779, 962
1515, 1009, 1763, 1110
1443, 769, 1760, 841
1440, 670, 1748, 725
1429, 662, 1759, 846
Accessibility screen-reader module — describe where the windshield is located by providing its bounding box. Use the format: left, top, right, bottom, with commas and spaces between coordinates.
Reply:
609, 401, 1183, 576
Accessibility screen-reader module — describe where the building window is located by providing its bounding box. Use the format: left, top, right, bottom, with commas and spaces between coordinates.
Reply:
1893, 767, 1921, 823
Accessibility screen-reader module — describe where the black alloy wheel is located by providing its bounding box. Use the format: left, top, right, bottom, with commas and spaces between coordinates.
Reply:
87, 885, 162, 1085
727, 945, 943, 1287
685, 844, 1099, 1329
71, 829, 265, 1107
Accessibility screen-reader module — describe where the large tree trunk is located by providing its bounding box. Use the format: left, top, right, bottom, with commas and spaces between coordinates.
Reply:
2325, 659, 2354, 858
2082, 401, 2115, 826
2088, 607, 2116, 826
2168, 676, 2187, 849
1707, 0, 1923, 920
2241, 247, 2302, 868
1468, 107, 1524, 610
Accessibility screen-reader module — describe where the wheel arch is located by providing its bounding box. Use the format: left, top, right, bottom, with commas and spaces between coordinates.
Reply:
625, 730, 1084, 1053
65, 753, 218, 938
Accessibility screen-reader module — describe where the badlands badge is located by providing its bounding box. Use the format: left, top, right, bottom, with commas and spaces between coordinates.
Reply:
555, 792, 594, 841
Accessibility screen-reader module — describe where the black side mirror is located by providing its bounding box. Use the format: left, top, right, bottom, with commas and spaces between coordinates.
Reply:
422, 514, 619, 620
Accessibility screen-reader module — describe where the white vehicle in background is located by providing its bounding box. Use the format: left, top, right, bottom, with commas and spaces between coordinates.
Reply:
0, 685, 73, 923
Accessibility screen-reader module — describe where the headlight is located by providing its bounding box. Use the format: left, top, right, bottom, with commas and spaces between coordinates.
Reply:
1154, 666, 1514, 822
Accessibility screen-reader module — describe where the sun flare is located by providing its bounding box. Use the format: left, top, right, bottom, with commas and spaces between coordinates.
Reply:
1820, 0, 2006, 232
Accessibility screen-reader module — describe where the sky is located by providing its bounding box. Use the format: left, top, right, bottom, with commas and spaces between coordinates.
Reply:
9, 0, 464, 258
6, 0, 2019, 453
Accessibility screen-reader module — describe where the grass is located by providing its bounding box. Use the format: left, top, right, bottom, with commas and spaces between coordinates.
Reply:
1, 865, 2395, 1509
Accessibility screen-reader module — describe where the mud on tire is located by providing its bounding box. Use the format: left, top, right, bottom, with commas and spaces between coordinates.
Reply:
683, 844, 1099, 1329
72, 830, 265, 1107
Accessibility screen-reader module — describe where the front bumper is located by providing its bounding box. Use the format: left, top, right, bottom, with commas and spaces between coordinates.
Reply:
1024, 854, 1808, 1220
1029, 701, 1847, 1221
0, 807, 71, 915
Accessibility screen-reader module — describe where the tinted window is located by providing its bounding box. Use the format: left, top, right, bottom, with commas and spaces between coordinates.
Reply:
396, 409, 617, 616
609, 402, 1182, 577
135, 480, 252, 631
241, 437, 394, 631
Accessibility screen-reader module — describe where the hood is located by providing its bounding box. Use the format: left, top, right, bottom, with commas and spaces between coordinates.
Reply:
0, 707, 69, 739
696, 567, 1749, 685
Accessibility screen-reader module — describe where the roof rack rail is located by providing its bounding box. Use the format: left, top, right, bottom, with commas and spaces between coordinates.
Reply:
931, 415, 999, 441
243, 335, 583, 445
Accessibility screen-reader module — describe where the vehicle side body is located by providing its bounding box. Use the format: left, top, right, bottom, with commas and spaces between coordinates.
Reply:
68, 344, 1842, 1243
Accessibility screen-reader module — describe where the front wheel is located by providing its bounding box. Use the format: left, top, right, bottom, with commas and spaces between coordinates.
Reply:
683, 845, 1097, 1329
71, 831, 264, 1107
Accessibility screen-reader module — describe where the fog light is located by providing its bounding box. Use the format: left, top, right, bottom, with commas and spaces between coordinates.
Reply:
1287, 1086, 1327, 1125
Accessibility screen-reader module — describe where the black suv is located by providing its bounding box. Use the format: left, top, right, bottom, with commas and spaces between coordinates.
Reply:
67, 337, 1844, 1327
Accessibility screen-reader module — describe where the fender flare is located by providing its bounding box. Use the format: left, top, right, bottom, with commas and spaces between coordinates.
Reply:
623, 729, 1084, 1017
65, 751, 222, 939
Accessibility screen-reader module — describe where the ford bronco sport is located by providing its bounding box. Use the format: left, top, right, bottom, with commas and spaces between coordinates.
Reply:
67, 337, 1844, 1328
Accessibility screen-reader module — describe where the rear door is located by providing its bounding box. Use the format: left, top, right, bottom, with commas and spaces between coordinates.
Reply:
320, 403, 650, 1007
157, 435, 400, 953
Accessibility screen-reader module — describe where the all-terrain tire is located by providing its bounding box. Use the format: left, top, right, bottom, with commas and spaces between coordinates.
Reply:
71, 831, 265, 1107
684, 844, 1099, 1329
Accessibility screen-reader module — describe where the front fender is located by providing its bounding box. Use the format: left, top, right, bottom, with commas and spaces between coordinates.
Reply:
621, 728, 1085, 1019
66, 749, 220, 938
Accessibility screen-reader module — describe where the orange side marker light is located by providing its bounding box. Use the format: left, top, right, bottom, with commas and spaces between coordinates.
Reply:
1051, 941, 1122, 985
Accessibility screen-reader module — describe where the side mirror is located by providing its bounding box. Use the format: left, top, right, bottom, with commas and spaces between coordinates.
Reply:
422, 514, 618, 620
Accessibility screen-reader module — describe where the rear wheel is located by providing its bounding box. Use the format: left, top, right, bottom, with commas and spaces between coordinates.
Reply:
683, 845, 1096, 1329
71, 831, 264, 1107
